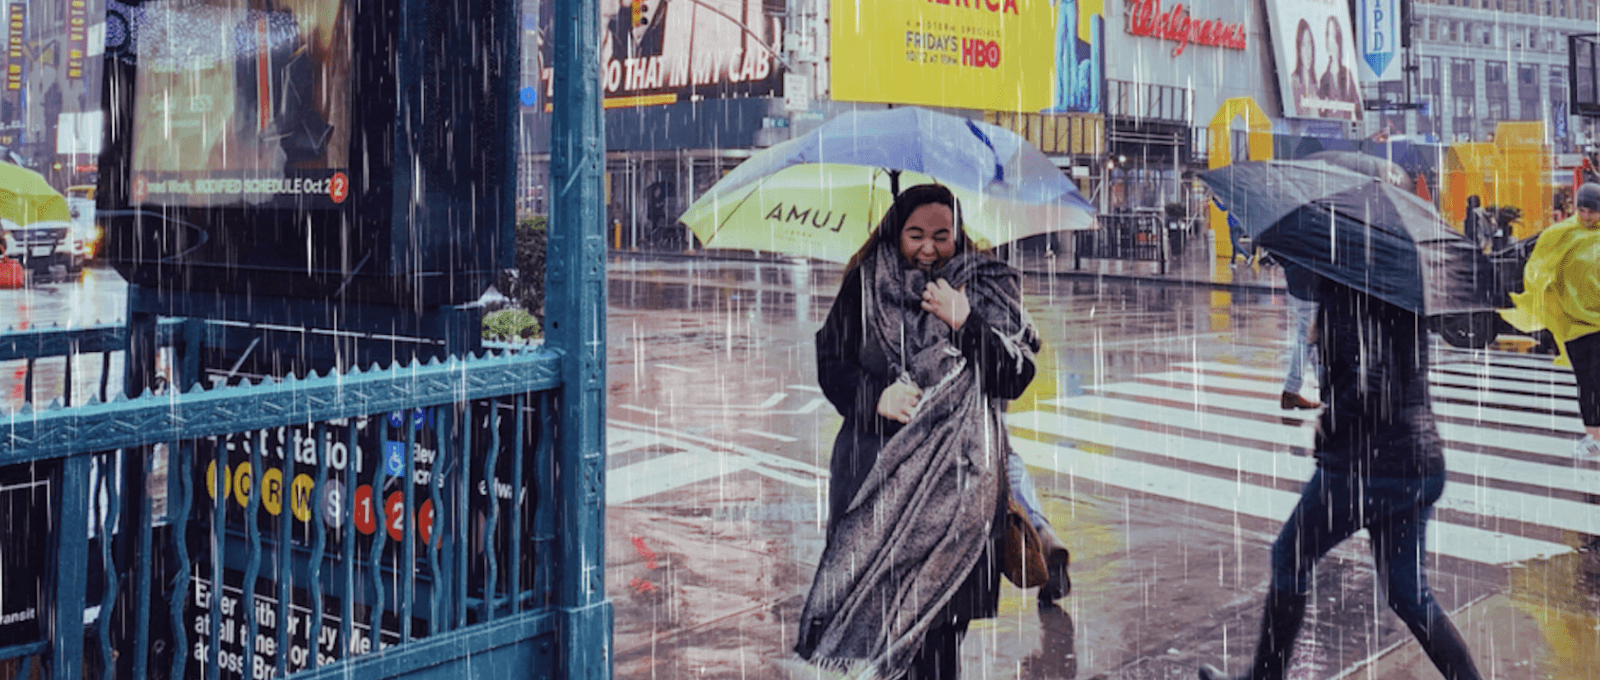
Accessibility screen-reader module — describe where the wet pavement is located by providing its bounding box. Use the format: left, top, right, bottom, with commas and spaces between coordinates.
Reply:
603, 237, 1600, 680
0, 266, 131, 410
6, 236, 1600, 678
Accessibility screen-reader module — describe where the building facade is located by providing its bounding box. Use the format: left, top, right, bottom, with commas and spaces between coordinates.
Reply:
1099, 0, 1283, 214
1383, 0, 1593, 149
515, 0, 1109, 249
512, 0, 1600, 247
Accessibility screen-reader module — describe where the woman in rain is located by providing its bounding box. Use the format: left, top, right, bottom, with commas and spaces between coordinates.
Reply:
796, 184, 1053, 678
1289, 19, 1319, 115
1317, 16, 1360, 120
1198, 275, 1482, 680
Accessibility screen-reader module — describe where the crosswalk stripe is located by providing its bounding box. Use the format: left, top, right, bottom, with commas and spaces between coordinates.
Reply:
1009, 407, 1600, 540
1177, 360, 1587, 428
1152, 366, 1587, 435
1112, 371, 1590, 458
1008, 436, 1572, 566
1030, 392, 1600, 502
1434, 361, 1577, 386
1428, 370, 1578, 399
1179, 358, 1579, 392
608, 449, 761, 505
1171, 361, 1297, 383
1436, 349, 1573, 373
1158, 368, 1575, 418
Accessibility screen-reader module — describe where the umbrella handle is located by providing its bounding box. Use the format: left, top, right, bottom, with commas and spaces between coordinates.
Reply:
889, 169, 901, 198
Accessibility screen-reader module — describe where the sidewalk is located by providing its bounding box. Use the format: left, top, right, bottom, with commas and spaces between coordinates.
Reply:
603, 233, 1578, 679
620, 229, 1289, 294
1008, 235, 1286, 294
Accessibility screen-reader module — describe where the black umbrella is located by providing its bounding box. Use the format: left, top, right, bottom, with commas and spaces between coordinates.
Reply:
1304, 150, 1410, 188
1203, 159, 1493, 316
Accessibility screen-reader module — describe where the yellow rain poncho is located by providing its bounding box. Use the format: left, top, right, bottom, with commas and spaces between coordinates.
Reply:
1501, 214, 1600, 366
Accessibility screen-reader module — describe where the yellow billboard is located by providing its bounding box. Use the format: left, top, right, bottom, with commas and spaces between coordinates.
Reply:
831, 0, 1056, 112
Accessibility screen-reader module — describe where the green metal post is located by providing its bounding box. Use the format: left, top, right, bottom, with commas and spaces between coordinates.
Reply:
547, 0, 612, 671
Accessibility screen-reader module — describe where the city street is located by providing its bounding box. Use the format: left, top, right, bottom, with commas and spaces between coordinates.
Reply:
0, 266, 130, 411
6, 256, 1600, 678
603, 255, 1600, 679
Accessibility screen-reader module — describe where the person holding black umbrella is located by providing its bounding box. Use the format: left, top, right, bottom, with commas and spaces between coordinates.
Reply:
1198, 276, 1483, 680
1504, 183, 1600, 461
1198, 159, 1489, 680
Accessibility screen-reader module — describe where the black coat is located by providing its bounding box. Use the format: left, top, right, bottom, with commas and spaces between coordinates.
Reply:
815, 264, 1038, 621
1313, 281, 1446, 478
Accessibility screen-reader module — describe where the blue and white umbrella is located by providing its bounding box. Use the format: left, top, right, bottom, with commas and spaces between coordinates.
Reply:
681, 107, 1096, 262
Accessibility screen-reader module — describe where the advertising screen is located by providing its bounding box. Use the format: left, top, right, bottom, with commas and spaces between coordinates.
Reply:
538, 0, 784, 109
130, 0, 350, 208
1265, 0, 1363, 121
830, 0, 1056, 112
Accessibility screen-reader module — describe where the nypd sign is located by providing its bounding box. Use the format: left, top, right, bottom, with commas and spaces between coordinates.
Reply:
1358, 0, 1400, 82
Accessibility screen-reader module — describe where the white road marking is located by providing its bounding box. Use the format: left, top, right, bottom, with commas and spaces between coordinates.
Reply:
740, 429, 799, 443
1013, 406, 1600, 537
1078, 380, 1591, 462
607, 450, 760, 505
1434, 361, 1576, 386
1008, 437, 1572, 567
603, 421, 827, 506
1156, 369, 1573, 418
1170, 361, 1588, 433
1121, 373, 1586, 436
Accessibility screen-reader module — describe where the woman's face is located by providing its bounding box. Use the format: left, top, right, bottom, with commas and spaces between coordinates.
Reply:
1298, 32, 1315, 74
899, 203, 957, 272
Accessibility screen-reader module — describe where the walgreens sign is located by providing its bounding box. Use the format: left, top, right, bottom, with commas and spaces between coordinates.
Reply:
1124, 0, 1247, 57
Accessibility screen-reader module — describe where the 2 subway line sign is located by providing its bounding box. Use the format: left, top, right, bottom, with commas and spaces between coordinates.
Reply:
186, 404, 532, 679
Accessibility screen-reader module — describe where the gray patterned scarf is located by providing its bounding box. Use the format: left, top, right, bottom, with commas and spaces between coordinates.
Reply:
797, 244, 1035, 677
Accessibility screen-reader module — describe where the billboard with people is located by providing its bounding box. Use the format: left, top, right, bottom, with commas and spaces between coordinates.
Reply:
536, 0, 784, 109
1265, 0, 1363, 121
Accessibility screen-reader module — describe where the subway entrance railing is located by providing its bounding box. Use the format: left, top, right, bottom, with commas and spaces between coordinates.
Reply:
0, 324, 588, 679
4, 0, 611, 673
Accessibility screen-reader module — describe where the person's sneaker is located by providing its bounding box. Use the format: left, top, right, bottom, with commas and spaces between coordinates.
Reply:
1280, 391, 1321, 410
1576, 435, 1600, 462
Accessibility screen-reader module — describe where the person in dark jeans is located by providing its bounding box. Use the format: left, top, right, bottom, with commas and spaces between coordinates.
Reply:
1198, 279, 1482, 680
1570, 331, 1600, 460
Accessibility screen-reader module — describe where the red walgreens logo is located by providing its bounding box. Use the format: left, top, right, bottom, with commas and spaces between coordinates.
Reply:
962, 39, 1000, 68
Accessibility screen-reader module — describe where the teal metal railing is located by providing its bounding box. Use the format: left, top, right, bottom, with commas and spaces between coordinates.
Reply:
0, 335, 568, 679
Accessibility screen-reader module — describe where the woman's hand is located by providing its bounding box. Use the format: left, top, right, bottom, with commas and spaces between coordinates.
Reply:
877, 380, 923, 423
921, 279, 970, 330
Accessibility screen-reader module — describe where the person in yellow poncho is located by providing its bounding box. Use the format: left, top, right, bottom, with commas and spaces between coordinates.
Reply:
1502, 183, 1600, 459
